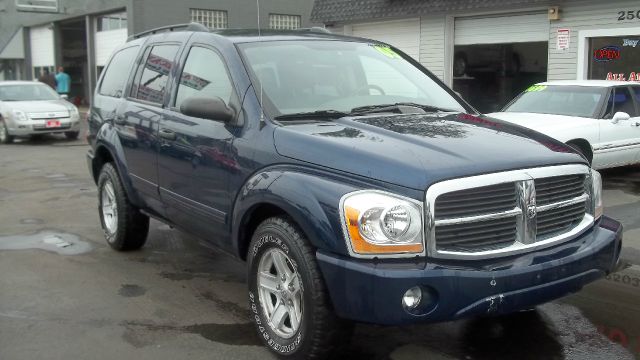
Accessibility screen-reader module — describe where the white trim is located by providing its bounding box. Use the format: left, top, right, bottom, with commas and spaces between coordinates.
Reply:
576, 26, 640, 80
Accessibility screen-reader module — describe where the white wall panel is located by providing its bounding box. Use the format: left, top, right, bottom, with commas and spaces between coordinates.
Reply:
95, 28, 128, 67
29, 25, 54, 67
352, 18, 421, 61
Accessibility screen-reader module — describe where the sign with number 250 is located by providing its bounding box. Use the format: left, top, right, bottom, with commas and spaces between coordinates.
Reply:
618, 10, 640, 21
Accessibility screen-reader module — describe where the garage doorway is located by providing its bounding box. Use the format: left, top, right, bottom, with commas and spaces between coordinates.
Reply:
58, 18, 88, 105
452, 13, 549, 113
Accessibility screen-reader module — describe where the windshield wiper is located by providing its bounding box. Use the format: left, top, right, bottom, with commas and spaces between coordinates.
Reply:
350, 102, 458, 115
273, 110, 350, 121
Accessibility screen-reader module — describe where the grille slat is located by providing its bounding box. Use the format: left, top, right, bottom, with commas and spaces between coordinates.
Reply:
433, 173, 588, 255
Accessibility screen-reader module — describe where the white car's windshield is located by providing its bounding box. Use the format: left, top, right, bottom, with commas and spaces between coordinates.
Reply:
0, 84, 60, 101
503, 85, 606, 118
239, 40, 466, 116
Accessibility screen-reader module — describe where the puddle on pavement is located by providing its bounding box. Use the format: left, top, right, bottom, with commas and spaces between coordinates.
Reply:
0, 230, 92, 255
122, 321, 261, 347
118, 284, 147, 298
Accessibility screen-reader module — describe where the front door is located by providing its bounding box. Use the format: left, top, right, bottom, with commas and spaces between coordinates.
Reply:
157, 45, 239, 245
595, 86, 640, 168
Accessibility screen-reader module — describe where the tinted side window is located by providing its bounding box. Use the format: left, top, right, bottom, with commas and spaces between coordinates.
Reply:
175, 47, 234, 108
606, 87, 638, 118
98, 46, 139, 98
131, 44, 180, 104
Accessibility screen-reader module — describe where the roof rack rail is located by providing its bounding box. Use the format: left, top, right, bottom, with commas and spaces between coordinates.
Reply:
296, 27, 331, 34
128, 22, 209, 41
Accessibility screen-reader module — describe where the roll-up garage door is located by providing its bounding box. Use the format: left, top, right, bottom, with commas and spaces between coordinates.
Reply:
95, 28, 128, 67
352, 19, 420, 61
454, 13, 549, 45
29, 25, 54, 67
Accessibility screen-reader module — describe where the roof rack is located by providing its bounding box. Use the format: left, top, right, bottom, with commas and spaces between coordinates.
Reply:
296, 27, 331, 34
128, 22, 209, 41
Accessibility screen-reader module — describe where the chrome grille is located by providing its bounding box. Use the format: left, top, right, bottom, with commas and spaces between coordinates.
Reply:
435, 183, 516, 219
426, 165, 594, 259
29, 111, 69, 119
537, 201, 586, 239
536, 175, 585, 206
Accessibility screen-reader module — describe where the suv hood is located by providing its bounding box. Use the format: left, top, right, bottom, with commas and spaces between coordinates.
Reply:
273, 113, 586, 190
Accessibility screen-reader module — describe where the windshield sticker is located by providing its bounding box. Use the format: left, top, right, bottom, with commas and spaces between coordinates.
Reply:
525, 85, 547, 92
372, 45, 401, 59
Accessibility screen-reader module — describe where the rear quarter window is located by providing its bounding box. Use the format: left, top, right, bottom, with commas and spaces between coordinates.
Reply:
98, 46, 139, 98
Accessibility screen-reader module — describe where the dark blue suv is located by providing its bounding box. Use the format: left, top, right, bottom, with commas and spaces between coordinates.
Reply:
87, 23, 622, 359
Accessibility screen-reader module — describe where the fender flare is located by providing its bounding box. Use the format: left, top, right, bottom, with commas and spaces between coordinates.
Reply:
231, 167, 360, 260
92, 123, 143, 207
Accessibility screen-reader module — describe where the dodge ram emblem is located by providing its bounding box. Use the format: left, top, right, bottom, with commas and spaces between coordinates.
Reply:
526, 205, 537, 219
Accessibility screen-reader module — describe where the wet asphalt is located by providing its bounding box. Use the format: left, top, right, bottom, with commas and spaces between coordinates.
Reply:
0, 128, 639, 360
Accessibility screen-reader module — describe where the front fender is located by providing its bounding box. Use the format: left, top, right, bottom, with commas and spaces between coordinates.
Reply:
94, 122, 143, 207
231, 167, 360, 258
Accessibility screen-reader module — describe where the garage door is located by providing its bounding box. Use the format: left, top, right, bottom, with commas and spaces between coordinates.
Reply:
29, 25, 54, 67
95, 28, 128, 67
455, 13, 549, 45
352, 19, 420, 60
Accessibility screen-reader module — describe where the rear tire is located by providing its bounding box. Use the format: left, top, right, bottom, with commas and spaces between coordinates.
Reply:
0, 119, 14, 144
97, 162, 149, 251
247, 216, 352, 359
64, 131, 80, 140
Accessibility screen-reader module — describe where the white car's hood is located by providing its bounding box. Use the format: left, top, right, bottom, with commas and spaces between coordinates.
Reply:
486, 112, 595, 132
2, 100, 71, 114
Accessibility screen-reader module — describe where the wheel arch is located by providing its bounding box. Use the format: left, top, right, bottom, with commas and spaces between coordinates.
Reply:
231, 169, 358, 261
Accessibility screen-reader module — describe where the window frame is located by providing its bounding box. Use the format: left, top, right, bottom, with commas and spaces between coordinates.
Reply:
127, 42, 182, 108
602, 86, 640, 119
169, 43, 240, 114
97, 45, 140, 99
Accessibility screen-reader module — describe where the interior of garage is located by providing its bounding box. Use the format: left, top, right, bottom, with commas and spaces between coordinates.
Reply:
452, 41, 548, 113
58, 18, 88, 105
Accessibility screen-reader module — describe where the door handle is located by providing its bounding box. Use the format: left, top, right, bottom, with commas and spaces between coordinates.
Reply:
159, 128, 176, 141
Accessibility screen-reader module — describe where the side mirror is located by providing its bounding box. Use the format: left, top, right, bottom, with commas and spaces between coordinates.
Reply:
180, 96, 234, 123
611, 111, 630, 123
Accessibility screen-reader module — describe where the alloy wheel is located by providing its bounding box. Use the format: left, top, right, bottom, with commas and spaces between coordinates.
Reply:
257, 248, 303, 339
101, 181, 118, 234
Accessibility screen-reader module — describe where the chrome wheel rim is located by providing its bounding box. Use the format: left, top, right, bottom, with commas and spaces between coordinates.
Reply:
101, 181, 118, 234
257, 248, 303, 339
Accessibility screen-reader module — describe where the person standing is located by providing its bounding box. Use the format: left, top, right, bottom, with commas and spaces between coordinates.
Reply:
38, 68, 57, 90
55, 66, 71, 97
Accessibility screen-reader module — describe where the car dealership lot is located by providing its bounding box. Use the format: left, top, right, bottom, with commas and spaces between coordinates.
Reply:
0, 135, 638, 359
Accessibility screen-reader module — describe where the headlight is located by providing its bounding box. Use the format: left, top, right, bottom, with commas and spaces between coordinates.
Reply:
12, 109, 28, 122
591, 169, 603, 220
341, 191, 424, 256
69, 106, 80, 120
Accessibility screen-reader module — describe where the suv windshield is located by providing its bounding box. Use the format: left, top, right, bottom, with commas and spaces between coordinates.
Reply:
0, 84, 60, 101
503, 85, 606, 118
239, 40, 466, 117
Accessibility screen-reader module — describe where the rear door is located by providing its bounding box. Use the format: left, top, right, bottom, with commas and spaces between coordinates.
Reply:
157, 42, 239, 244
122, 42, 182, 213
595, 86, 640, 168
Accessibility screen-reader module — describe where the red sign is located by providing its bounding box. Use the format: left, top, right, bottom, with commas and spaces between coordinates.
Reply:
593, 46, 622, 62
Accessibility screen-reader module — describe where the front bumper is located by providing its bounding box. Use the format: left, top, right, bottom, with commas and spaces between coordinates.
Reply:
317, 216, 622, 325
7, 118, 80, 136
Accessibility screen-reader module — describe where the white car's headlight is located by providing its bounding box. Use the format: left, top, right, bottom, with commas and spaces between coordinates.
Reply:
12, 109, 28, 122
69, 106, 80, 120
341, 191, 424, 256
591, 169, 603, 220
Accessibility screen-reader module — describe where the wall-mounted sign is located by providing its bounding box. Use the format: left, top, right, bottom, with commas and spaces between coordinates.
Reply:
593, 46, 621, 62
622, 39, 639, 47
557, 28, 570, 50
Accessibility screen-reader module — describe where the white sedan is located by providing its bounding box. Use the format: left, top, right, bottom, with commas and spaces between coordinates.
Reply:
0, 81, 81, 144
487, 80, 640, 169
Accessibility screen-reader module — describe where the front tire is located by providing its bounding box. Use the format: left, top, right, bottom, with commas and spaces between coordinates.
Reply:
0, 119, 14, 144
247, 217, 352, 359
97, 163, 149, 250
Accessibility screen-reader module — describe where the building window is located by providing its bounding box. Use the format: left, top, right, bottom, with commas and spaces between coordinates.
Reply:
97, 12, 127, 32
190, 9, 228, 29
269, 14, 301, 30
588, 36, 640, 81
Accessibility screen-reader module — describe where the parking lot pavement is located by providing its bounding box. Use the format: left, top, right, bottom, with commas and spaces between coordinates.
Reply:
0, 134, 638, 360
